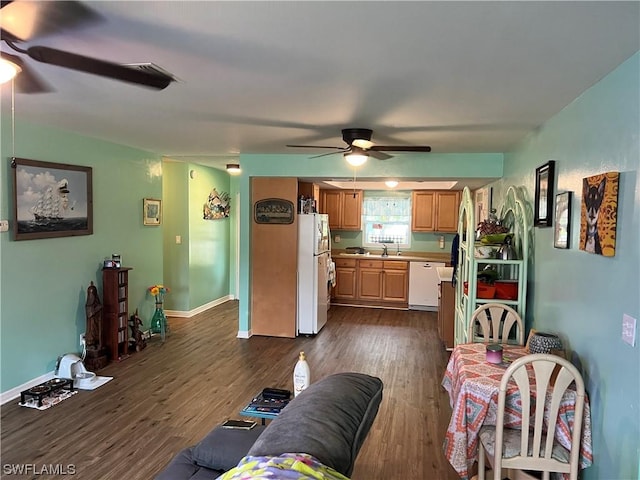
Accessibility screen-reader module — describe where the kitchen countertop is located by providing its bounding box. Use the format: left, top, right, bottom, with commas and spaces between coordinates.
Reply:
333, 250, 451, 263
436, 266, 454, 282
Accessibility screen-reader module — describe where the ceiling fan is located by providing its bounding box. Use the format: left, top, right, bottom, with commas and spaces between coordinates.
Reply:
286, 128, 432, 164
0, 0, 175, 93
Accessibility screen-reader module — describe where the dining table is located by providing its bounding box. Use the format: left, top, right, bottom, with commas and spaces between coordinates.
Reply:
441, 342, 593, 479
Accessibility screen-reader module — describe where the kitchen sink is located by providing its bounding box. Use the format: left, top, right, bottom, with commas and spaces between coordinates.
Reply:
337, 252, 428, 261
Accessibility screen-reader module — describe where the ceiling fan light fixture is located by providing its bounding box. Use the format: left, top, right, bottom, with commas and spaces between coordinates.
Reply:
226, 163, 242, 174
0, 57, 21, 84
385, 180, 399, 188
344, 152, 368, 167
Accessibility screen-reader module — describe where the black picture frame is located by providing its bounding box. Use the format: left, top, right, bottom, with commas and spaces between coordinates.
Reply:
11, 157, 93, 241
554, 191, 572, 249
534, 160, 555, 227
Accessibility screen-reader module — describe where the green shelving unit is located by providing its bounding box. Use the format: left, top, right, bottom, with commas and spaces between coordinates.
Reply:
454, 186, 531, 345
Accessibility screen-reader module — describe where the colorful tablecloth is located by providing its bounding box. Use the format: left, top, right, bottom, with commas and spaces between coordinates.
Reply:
441, 343, 592, 479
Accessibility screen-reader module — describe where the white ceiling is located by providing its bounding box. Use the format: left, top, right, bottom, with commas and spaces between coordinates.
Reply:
1, 1, 638, 178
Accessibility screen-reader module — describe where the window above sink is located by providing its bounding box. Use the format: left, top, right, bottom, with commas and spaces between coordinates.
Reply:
362, 192, 411, 250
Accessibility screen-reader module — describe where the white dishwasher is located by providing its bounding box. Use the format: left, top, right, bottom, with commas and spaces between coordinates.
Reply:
409, 261, 445, 311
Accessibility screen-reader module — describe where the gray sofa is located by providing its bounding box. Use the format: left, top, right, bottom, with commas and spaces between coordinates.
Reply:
155, 372, 383, 479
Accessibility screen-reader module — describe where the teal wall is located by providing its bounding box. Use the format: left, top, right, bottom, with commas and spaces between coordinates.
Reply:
162, 161, 233, 312
187, 163, 231, 309
0, 118, 163, 392
490, 53, 639, 480
162, 161, 190, 310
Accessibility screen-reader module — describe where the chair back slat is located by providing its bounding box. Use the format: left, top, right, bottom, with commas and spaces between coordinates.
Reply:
510, 365, 532, 456
531, 360, 554, 460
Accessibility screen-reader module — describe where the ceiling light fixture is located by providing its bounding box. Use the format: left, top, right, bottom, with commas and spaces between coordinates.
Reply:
385, 180, 399, 188
0, 57, 21, 84
226, 163, 241, 174
344, 152, 368, 167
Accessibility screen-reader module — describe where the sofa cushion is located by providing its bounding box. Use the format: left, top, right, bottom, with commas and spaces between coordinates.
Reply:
192, 424, 266, 471
154, 447, 225, 480
247, 372, 383, 477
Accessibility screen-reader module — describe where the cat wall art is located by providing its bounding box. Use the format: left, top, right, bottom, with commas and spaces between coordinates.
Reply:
580, 171, 619, 256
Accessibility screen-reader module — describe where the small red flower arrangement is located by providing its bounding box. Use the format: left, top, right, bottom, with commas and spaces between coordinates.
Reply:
148, 284, 169, 298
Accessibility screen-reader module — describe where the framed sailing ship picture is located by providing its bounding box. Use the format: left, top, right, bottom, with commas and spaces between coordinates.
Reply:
11, 157, 93, 241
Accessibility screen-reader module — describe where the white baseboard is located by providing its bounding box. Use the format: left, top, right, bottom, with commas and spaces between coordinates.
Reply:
237, 330, 251, 339
1, 370, 56, 406
164, 295, 234, 318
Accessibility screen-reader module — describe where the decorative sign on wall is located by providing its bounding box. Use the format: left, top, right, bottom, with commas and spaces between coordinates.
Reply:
254, 198, 294, 224
579, 171, 619, 257
203, 188, 230, 220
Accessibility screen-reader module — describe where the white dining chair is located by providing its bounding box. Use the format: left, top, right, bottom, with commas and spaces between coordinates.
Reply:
477, 353, 586, 480
468, 303, 524, 345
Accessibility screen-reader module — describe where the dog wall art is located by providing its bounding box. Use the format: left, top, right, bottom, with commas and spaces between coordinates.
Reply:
579, 171, 620, 256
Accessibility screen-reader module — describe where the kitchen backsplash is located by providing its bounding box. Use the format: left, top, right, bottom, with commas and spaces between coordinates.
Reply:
331, 231, 457, 253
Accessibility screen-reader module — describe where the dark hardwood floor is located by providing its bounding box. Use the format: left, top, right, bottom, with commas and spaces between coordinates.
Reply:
0, 302, 460, 479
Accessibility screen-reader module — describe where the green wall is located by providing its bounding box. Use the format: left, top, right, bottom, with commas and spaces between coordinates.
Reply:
491, 52, 639, 479
162, 161, 190, 310
162, 161, 233, 312
187, 163, 231, 309
0, 118, 163, 392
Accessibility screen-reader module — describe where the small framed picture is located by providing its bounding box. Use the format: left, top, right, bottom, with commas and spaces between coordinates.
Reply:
554, 191, 572, 249
534, 160, 555, 227
143, 198, 162, 226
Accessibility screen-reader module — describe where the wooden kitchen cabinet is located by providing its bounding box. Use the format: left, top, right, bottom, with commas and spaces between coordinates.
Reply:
412, 190, 461, 232
381, 261, 408, 302
438, 280, 455, 350
320, 189, 362, 231
298, 181, 320, 208
333, 258, 357, 300
357, 259, 408, 304
358, 259, 384, 300
332, 257, 408, 307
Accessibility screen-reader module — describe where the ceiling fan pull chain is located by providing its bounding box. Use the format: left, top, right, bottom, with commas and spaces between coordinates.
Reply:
11, 78, 16, 158
353, 167, 357, 197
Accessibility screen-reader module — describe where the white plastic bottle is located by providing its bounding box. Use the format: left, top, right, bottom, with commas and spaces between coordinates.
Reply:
293, 351, 311, 397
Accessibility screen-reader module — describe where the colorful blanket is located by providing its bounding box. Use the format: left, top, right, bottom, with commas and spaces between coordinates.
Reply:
215, 453, 350, 480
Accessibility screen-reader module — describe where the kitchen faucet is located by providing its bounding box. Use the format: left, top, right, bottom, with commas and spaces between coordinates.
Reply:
381, 243, 389, 257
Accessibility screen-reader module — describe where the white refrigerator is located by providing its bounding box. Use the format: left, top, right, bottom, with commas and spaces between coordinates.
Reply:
297, 213, 331, 335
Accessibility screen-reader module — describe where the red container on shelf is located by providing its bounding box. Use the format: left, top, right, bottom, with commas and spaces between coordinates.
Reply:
463, 281, 496, 299
495, 280, 518, 300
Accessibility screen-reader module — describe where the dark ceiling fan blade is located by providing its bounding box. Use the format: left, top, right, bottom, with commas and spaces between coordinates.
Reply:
0, 51, 51, 93
368, 150, 393, 160
370, 145, 432, 153
0, 0, 103, 42
310, 150, 346, 159
24, 45, 174, 89
286, 144, 347, 150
